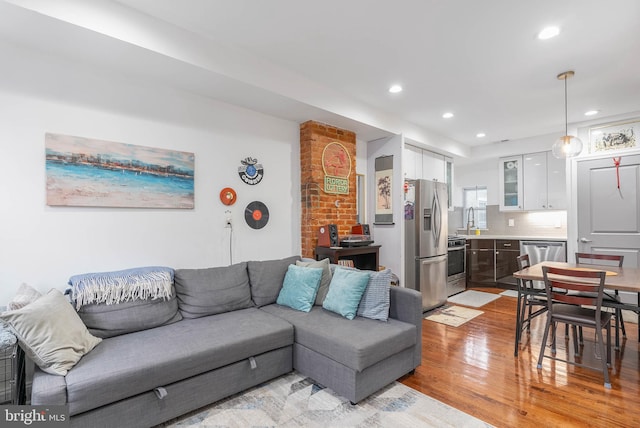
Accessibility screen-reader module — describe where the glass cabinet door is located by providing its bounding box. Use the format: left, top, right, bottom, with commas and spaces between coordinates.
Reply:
499, 156, 523, 211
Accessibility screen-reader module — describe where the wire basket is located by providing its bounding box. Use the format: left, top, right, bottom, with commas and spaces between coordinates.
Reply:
0, 329, 26, 404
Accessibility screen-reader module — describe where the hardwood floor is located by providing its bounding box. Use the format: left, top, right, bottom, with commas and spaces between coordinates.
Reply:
400, 288, 640, 427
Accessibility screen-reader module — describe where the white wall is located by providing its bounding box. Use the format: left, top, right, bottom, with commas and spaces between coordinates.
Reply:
0, 40, 301, 305
367, 134, 403, 279
356, 139, 368, 176
454, 160, 500, 207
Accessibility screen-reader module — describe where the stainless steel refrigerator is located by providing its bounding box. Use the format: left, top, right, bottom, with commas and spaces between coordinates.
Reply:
404, 179, 448, 311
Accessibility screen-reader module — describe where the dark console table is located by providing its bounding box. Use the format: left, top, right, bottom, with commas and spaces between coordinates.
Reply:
315, 245, 381, 271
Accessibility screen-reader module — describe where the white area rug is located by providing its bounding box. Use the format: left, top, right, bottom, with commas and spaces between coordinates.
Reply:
425, 305, 484, 327
158, 371, 492, 427
499, 289, 519, 298
447, 290, 501, 307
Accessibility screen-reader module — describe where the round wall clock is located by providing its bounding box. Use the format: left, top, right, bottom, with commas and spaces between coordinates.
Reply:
219, 187, 237, 206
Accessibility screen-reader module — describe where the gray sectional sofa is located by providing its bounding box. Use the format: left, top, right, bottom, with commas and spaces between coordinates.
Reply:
29, 256, 422, 428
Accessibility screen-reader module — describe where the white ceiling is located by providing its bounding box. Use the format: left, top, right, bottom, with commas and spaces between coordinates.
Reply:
3, 0, 640, 156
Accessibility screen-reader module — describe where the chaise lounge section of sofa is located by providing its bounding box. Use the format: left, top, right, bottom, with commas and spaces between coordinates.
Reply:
18, 256, 422, 428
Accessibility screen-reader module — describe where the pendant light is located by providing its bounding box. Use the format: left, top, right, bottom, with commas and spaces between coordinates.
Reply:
552, 70, 583, 159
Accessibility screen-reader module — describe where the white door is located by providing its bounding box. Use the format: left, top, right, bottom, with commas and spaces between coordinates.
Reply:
576, 154, 640, 268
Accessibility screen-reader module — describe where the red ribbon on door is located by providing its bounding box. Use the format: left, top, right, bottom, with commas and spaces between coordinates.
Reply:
613, 157, 621, 189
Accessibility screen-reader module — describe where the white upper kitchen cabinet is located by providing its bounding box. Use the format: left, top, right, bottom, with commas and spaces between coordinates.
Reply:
545, 152, 567, 210
523, 151, 566, 210
498, 155, 523, 211
422, 150, 446, 182
403, 145, 422, 180
523, 152, 547, 210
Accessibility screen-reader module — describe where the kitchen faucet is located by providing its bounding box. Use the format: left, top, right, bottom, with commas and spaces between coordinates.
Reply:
466, 206, 475, 235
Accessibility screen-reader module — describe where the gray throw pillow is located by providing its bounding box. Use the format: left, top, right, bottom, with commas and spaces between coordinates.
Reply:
296, 258, 332, 305
248, 256, 301, 307
174, 262, 254, 318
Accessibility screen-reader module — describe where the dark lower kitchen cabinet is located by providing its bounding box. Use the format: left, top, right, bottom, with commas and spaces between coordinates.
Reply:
495, 240, 520, 287
467, 239, 520, 288
466, 239, 495, 287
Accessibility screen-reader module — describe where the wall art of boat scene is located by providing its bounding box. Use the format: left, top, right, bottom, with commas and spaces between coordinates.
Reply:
46, 133, 195, 208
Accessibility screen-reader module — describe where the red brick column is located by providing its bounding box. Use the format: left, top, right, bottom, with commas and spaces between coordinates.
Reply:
300, 121, 357, 259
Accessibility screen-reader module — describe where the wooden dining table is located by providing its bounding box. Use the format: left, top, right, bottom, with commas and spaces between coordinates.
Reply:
512, 261, 640, 355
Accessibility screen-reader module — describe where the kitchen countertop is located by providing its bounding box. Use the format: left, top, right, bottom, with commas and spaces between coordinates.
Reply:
454, 234, 567, 241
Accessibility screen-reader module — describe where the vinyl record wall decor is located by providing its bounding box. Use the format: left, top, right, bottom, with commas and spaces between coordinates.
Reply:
238, 157, 264, 185
219, 187, 237, 205
244, 201, 269, 229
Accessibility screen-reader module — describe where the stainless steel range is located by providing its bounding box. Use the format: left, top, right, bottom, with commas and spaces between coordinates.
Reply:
447, 235, 467, 296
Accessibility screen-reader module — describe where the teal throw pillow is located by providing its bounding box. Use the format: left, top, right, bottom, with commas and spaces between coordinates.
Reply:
276, 264, 323, 312
322, 267, 370, 320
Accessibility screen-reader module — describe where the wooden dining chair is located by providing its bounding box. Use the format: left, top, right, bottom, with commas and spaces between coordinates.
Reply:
537, 266, 612, 389
574, 253, 625, 349
514, 254, 548, 356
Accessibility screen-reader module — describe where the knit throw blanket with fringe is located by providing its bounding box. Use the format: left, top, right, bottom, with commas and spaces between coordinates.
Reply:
68, 266, 174, 310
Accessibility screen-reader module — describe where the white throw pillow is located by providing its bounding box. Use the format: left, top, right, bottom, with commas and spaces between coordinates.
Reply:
7, 283, 42, 311
0, 289, 102, 376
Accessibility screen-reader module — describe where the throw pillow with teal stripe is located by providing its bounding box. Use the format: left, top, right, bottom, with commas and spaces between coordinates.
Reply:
276, 264, 323, 312
322, 267, 370, 320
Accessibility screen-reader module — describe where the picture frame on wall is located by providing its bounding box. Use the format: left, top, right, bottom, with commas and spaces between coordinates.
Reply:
374, 155, 393, 225
588, 119, 638, 153
45, 133, 195, 208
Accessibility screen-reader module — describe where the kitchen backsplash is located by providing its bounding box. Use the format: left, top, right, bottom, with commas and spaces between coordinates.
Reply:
449, 205, 567, 237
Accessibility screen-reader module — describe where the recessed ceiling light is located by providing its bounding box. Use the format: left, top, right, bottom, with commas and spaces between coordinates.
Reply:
476, 132, 486, 138
389, 84, 403, 93
585, 110, 599, 116
442, 112, 454, 119
538, 26, 560, 40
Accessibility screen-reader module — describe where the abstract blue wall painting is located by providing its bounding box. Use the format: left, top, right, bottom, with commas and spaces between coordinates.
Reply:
46, 133, 195, 208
